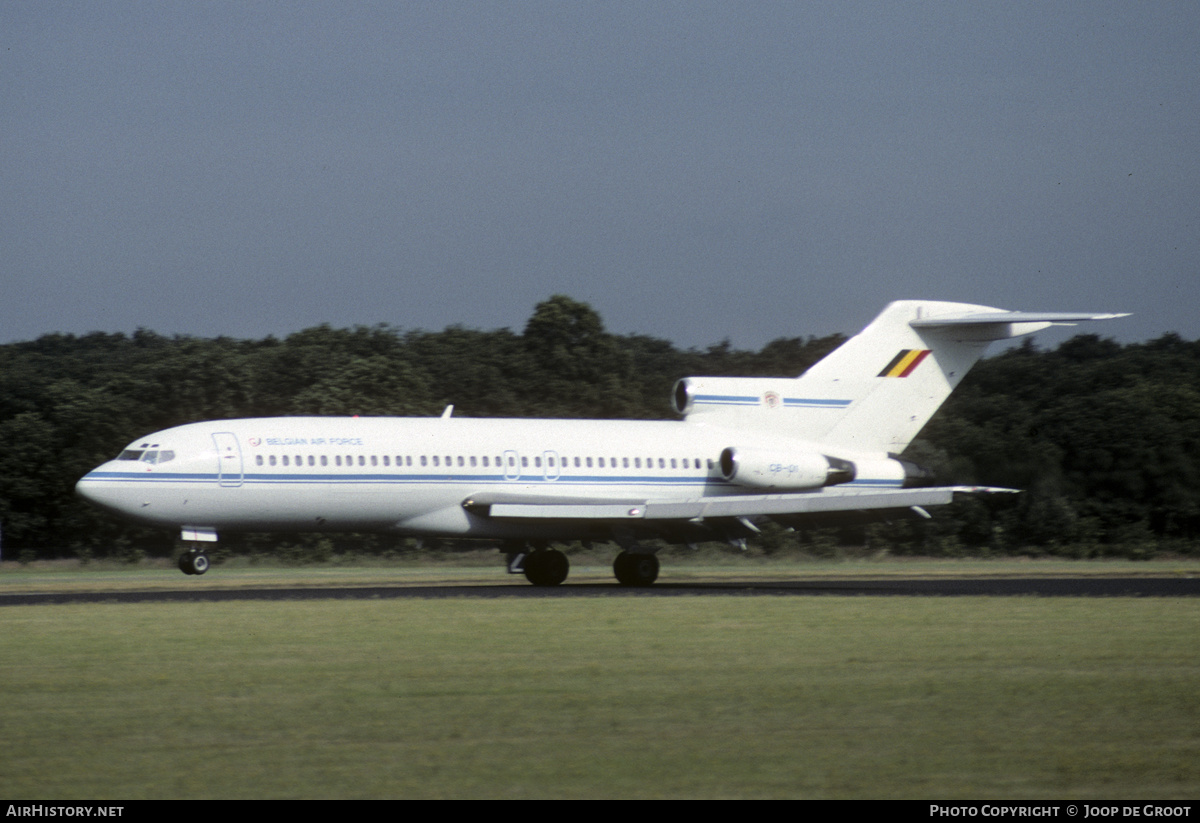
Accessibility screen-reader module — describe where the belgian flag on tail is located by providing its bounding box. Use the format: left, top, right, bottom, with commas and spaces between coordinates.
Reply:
878, 349, 931, 378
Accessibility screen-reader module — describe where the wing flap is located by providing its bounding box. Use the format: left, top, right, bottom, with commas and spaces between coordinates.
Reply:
472, 487, 1016, 521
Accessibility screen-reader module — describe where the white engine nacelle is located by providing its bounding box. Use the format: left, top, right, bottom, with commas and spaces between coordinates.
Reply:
719, 447, 855, 490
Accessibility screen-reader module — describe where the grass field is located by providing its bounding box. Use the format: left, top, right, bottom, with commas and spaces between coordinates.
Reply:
2, 561, 1198, 798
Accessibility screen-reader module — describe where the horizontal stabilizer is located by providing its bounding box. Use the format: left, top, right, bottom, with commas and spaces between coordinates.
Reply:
911, 311, 1130, 327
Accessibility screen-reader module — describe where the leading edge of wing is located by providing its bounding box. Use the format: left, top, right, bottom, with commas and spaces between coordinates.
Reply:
466, 487, 1017, 521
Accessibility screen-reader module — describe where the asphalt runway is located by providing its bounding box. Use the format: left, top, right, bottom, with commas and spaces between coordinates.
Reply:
3, 576, 1198, 605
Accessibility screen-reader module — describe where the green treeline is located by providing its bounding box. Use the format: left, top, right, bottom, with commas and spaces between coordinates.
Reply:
2, 295, 1197, 561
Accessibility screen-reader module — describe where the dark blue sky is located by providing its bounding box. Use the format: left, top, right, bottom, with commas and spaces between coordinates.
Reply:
4, 2, 1196, 350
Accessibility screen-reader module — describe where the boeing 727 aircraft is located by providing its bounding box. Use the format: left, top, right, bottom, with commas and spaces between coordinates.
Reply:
76, 300, 1126, 585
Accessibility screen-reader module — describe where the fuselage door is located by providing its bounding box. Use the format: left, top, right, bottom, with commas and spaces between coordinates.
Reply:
503, 450, 521, 481
543, 450, 561, 482
212, 432, 244, 487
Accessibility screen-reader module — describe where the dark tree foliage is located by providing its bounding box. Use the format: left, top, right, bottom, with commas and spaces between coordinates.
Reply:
1, 299, 1196, 560
918, 333, 1200, 556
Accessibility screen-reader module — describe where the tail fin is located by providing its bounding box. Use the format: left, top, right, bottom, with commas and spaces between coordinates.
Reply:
675, 300, 1127, 455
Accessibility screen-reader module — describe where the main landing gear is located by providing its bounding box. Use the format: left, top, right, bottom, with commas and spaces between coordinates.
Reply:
504, 541, 571, 587
613, 551, 659, 587
503, 543, 660, 587
520, 548, 570, 587
178, 546, 210, 575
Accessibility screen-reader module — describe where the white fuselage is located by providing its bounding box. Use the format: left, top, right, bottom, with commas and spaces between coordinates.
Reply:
75, 415, 903, 541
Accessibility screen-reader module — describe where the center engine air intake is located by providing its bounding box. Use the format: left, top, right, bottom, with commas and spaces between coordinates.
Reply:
719, 447, 856, 490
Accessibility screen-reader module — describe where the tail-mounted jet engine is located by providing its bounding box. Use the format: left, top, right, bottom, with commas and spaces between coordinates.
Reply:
719, 447, 855, 490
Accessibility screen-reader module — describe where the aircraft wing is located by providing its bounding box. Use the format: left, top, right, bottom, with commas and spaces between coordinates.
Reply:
464, 486, 1016, 521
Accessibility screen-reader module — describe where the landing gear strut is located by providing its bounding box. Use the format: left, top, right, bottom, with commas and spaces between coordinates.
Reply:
178, 546, 210, 576
613, 551, 659, 587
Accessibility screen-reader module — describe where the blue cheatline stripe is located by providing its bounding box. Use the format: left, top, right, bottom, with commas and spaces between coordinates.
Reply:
692, 394, 759, 406
81, 470, 724, 488
783, 398, 852, 408
84, 470, 904, 490
693, 395, 852, 409
83, 471, 214, 483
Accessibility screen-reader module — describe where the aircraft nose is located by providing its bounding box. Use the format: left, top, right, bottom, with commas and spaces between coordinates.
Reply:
75, 472, 97, 502
75, 470, 131, 515
75, 472, 105, 505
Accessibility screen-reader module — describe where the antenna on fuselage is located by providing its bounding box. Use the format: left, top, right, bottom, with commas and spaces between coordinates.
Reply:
441, 405, 454, 418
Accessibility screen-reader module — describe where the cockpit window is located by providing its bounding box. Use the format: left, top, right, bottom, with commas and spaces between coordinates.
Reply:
117, 448, 174, 463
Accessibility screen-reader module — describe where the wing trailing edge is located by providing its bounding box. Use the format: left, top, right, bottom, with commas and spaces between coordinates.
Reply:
467, 486, 1017, 522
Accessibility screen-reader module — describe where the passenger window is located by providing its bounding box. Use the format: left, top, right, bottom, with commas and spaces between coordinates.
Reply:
535, 456, 542, 468
335, 455, 342, 466
256, 455, 264, 466
470, 456, 477, 467
421, 456, 427, 466
634, 457, 641, 468
433, 456, 439, 467
586, 457, 593, 468
457, 456, 464, 467
321, 455, 328, 467
269, 455, 277, 466
521, 456, 528, 467
482, 456, 489, 467
371, 455, 378, 467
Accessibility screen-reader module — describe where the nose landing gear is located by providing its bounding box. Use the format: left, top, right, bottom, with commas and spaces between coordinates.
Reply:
178, 546, 210, 575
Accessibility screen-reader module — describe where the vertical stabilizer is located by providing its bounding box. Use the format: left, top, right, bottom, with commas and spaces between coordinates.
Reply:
676, 300, 1127, 456
794, 300, 999, 453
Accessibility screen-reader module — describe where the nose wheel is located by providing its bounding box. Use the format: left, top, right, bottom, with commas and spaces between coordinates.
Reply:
178, 547, 210, 575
